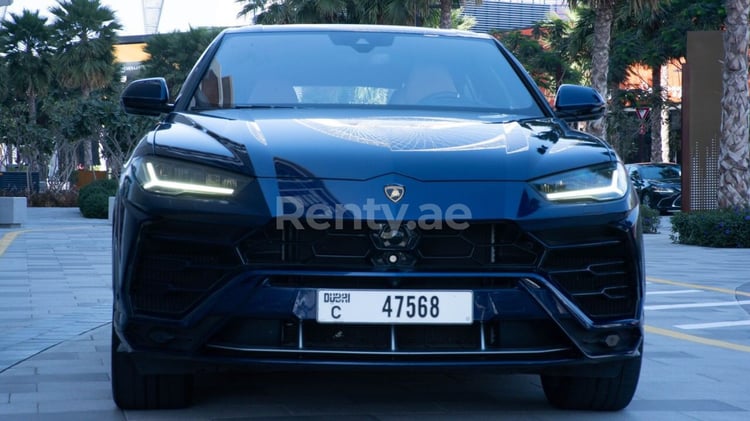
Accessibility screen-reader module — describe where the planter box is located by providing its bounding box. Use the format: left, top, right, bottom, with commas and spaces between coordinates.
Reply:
76, 170, 109, 189
0, 197, 27, 228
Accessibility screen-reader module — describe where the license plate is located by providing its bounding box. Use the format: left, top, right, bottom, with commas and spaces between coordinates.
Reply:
316, 290, 473, 324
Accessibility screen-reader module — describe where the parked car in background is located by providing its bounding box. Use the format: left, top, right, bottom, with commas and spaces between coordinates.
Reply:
626, 163, 681, 214
113, 24, 644, 411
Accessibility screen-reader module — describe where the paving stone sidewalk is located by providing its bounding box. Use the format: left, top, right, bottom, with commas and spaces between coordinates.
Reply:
0, 208, 112, 372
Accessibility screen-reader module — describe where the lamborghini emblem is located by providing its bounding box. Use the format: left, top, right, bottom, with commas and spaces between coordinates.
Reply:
384, 185, 405, 203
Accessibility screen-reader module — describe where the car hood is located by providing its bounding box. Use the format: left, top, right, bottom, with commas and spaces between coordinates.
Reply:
650, 179, 682, 190
154, 109, 615, 181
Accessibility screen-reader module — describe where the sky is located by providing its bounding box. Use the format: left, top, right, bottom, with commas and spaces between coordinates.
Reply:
2, 0, 253, 35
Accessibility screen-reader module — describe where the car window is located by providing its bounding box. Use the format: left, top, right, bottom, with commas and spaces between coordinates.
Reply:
190, 31, 545, 116
639, 165, 681, 180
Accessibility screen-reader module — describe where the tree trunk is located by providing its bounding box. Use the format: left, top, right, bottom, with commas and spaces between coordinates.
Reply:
587, 1, 615, 140
28, 91, 37, 125
660, 65, 671, 162
718, 0, 750, 208
650, 65, 662, 162
80, 88, 95, 169
439, 0, 452, 29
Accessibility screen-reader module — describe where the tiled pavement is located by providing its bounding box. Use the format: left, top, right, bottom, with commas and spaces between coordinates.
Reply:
0, 209, 749, 420
0, 208, 115, 419
0, 208, 111, 372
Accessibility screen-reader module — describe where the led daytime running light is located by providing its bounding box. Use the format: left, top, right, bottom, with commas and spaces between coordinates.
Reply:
143, 162, 235, 196
545, 168, 624, 201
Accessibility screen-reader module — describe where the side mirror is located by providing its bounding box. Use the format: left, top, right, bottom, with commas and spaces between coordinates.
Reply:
554, 84, 605, 122
121, 77, 173, 116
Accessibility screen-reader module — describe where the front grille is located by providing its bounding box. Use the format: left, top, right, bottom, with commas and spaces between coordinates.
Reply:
536, 227, 638, 321
239, 221, 543, 270
129, 218, 639, 323
129, 227, 241, 317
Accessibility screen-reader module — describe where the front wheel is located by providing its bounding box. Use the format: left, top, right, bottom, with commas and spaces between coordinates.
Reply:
540, 355, 641, 411
111, 328, 194, 409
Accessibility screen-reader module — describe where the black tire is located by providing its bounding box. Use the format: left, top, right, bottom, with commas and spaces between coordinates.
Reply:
540, 355, 642, 411
111, 328, 194, 409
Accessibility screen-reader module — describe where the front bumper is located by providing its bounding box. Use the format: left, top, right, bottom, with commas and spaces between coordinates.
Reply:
112, 175, 644, 374
653, 192, 682, 213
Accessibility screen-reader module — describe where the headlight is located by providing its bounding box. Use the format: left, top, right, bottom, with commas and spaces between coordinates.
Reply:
134, 156, 251, 196
531, 163, 628, 202
651, 186, 675, 194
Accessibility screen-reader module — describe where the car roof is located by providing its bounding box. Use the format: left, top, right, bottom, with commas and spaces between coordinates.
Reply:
221, 24, 493, 40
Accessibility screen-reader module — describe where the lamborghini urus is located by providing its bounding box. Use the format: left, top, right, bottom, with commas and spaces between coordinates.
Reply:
112, 25, 644, 411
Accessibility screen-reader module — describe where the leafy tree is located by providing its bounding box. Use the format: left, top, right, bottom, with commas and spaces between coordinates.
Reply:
718, 0, 750, 207
42, 93, 104, 182
610, 0, 724, 163
96, 84, 156, 178
140, 27, 224, 99
493, 27, 582, 94
562, 1, 723, 162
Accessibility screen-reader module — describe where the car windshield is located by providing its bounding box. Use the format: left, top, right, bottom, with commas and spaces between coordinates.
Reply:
189, 30, 545, 116
639, 165, 681, 180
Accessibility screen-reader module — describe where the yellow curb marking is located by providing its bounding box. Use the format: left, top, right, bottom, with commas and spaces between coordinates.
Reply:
645, 325, 750, 353
647, 276, 750, 353
648, 276, 750, 298
0, 230, 26, 257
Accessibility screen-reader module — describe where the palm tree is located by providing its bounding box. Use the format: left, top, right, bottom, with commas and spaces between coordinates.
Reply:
0, 10, 54, 193
50, 0, 121, 168
438, 0, 482, 29
568, 0, 661, 140
0, 10, 53, 125
237, 0, 437, 26
238, 0, 356, 24
51, 0, 121, 99
718, 0, 750, 208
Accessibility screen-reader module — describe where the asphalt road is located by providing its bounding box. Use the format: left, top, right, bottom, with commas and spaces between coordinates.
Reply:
0, 209, 748, 420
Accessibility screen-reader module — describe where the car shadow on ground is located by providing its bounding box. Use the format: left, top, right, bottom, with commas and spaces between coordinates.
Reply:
190, 370, 551, 414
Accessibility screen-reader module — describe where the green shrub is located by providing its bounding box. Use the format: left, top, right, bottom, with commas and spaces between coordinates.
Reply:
640, 205, 661, 234
78, 178, 118, 218
670, 207, 750, 248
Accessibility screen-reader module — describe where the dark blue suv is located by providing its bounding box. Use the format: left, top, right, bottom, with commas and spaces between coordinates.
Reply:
112, 24, 644, 411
